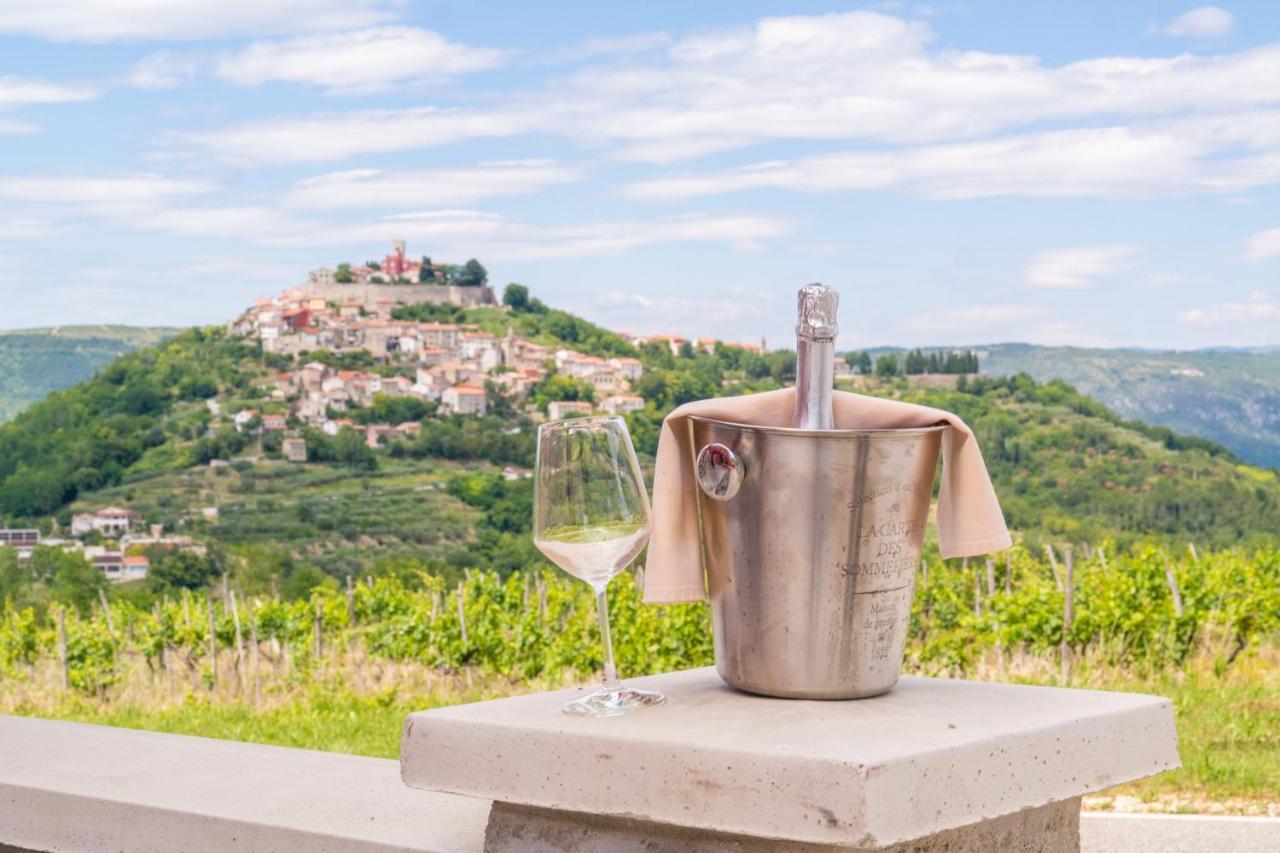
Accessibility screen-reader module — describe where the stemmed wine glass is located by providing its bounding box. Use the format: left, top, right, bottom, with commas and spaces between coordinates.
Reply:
533, 415, 666, 716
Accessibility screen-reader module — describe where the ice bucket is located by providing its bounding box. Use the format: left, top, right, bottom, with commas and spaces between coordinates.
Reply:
690, 416, 946, 699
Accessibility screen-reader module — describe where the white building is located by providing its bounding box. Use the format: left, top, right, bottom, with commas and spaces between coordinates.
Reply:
71, 507, 138, 538
441, 384, 488, 416
609, 357, 643, 382
547, 400, 594, 420
601, 395, 646, 415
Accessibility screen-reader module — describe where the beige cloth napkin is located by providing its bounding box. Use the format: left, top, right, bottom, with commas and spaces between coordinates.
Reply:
642, 387, 1012, 604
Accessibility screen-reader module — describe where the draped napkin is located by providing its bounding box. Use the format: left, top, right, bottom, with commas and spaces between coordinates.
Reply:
642, 387, 1012, 604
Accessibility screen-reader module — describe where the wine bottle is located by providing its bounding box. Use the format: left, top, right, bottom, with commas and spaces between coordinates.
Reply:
790, 283, 838, 430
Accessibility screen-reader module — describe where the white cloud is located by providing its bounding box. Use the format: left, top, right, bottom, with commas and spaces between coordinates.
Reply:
1024, 245, 1142, 288
0, 0, 396, 42
335, 211, 792, 260
286, 161, 584, 208
128, 52, 200, 90
624, 122, 1244, 200
1179, 292, 1280, 324
549, 32, 673, 63
1243, 226, 1280, 261
0, 174, 216, 225
0, 118, 39, 134
136, 203, 790, 259
179, 11, 1280, 179
1163, 6, 1235, 38
0, 75, 97, 106
214, 27, 506, 94
0, 216, 58, 239
0, 174, 214, 205
175, 107, 534, 166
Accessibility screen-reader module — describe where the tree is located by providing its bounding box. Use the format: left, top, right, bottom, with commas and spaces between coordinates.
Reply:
365, 260, 381, 271
503, 283, 530, 311
147, 550, 220, 592
874, 354, 900, 378
845, 351, 872, 374
335, 263, 353, 283
418, 256, 435, 283
457, 259, 488, 286
333, 428, 378, 471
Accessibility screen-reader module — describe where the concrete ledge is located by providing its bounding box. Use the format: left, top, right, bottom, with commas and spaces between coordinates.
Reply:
402, 667, 1180, 848
0, 715, 489, 853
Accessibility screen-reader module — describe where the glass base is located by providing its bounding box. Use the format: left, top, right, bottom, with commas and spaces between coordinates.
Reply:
563, 686, 666, 717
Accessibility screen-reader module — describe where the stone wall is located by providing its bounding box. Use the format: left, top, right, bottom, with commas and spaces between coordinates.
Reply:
300, 280, 495, 308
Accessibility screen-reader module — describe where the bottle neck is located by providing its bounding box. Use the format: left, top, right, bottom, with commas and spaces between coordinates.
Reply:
791, 337, 834, 430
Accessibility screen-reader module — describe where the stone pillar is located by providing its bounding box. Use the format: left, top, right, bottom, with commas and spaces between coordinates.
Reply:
484, 798, 1082, 853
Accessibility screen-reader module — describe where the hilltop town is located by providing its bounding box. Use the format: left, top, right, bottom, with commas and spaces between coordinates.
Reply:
230, 241, 652, 435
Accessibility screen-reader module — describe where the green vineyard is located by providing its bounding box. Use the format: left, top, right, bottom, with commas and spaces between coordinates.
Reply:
2, 544, 1278, 808
5, 544, 1277, 692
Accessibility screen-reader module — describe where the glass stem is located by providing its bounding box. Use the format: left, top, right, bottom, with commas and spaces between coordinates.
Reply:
595, 586, 621, 694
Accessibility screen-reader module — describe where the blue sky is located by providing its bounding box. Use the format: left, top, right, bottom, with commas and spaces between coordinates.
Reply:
2, 1, 1279, 350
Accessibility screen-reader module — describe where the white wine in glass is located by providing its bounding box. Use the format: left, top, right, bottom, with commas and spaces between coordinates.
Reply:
533, 415, 666, 716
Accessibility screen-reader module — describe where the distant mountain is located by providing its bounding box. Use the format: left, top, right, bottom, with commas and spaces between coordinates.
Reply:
0, 326, 178, 421
977, 343, 1280, 469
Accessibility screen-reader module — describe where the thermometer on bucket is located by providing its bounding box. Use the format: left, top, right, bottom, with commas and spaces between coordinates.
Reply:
790, 283, 839, 430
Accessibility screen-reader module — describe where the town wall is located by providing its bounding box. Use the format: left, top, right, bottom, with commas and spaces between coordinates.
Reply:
300, 280, 495, 308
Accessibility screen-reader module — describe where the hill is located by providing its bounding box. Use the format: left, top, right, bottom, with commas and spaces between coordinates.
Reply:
0, 299, 1275, 576
0, 326, 177, 422
977, 343, 1280, 470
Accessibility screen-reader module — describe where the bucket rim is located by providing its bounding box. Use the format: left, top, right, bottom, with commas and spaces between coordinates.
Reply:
688, 416, 949, 439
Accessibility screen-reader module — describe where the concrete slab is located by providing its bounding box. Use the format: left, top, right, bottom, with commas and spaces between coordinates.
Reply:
402, 667, 1179, 848
0, 715, 489, 853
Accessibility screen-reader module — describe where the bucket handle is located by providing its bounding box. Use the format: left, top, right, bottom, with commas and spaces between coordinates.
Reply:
696, 443, 744, 501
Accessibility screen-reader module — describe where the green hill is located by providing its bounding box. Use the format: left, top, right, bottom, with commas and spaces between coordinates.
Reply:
0, 307, 1276, 573
977, 343, 1280, 470
0, 325, 178, 422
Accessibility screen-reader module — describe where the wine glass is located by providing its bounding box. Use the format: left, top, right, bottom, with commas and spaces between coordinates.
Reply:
533, 415, 666, 717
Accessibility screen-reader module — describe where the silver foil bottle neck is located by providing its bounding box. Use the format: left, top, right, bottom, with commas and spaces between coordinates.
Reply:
795, 283, 838, 341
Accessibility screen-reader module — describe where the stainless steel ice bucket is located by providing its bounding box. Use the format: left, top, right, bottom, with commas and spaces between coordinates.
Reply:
690, 417, 946, 699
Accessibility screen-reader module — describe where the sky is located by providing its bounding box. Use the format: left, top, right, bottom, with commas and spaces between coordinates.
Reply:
2, 1, 1279, 351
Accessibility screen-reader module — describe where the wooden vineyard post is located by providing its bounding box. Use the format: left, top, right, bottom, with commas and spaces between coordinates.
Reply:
152, 601, 167, 680
1061, 546, 1074, 683
57, 607, 70, 692
1098, 546, 1108, 571
97, 588, 114, 638
920, 558, 928, 587
986, 559, 996, 597
1163, 551, 1184, 618
206, 598, 218, 693
230, 591, 245, 695
313, 601, 323, 662
1045, 544, 1064, 591
1004, 552, 1012, 595
456, 584, 469, 649
248, 599, 261, 707
346, 575, 357, 626
1188, 542, 1199, 562
973, 572, 982, 616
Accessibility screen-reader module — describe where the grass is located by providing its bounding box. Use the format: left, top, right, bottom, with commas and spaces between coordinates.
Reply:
3, 645, 1277, 813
